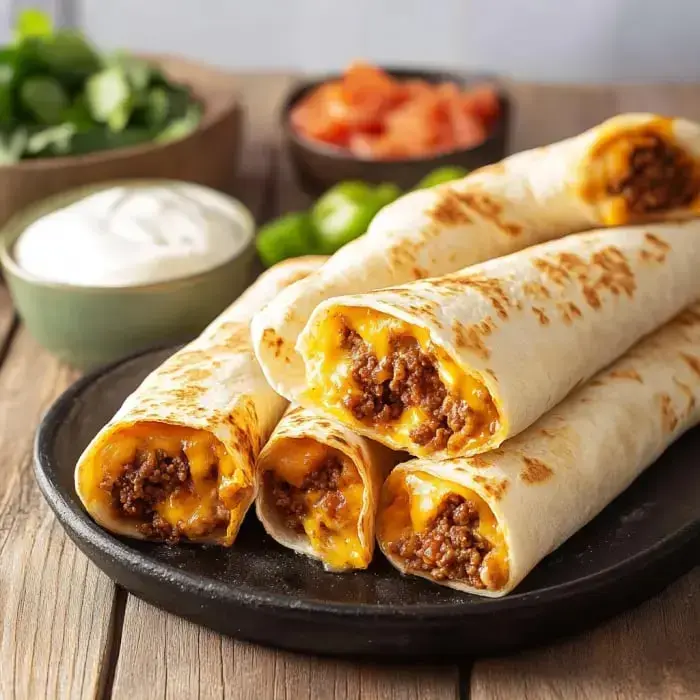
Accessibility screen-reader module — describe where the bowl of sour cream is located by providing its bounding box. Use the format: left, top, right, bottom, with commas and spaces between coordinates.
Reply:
0, 180, 256, 369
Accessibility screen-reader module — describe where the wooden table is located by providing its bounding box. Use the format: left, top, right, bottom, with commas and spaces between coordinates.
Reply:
1, 74, 699, 700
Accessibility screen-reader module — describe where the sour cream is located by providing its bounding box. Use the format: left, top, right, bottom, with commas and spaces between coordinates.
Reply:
14, 183, 253, 287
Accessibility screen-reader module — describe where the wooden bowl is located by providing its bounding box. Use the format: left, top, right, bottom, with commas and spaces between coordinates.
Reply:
0, 55, 242, 229
282, 68, 510, 196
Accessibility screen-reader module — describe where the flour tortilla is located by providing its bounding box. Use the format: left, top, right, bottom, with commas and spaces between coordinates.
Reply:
255, 405, 398, 571
75, 256, 326, 544
378, 303, 700, 596
297, 222, 700, 458
252, 113, 700, 401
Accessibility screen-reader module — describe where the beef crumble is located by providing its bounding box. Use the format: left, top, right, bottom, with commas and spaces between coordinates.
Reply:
101, 449, 226, 543
265, 456, 347, 533
607, 135, 696, 214
339, 325, 482, 451
388, 493, 492, 589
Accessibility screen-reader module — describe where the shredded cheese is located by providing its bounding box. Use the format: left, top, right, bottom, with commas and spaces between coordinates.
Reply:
81, 422, 248, 542
260, 437, 368, 571
303, 306, 498, 455
379, 470, 509, 590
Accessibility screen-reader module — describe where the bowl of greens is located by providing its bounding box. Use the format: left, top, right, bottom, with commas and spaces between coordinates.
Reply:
0, 9, 242, 227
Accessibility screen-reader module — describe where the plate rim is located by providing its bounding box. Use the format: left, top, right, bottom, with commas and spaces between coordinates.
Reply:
34, 344, 700, 621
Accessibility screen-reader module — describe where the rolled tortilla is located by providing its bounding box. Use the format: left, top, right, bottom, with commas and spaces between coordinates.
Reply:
75, 256, 326, 544
255, 405, 399, 571
252, 113, 700, 401
376, 303, 700, 596
296, 222, 700, 458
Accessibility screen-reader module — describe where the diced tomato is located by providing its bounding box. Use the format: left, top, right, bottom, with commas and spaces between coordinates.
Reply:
343, 61, 401, 106
291, 62, 501, 159
462, 84, 501, 127
348, 133, 382, 159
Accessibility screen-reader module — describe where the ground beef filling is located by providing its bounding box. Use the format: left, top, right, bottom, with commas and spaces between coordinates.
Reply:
339, 326, 482, 451
101, 449, 227, 543
606, 135, 697, 214
388, 494, 492, 589
265, 457, 347, 534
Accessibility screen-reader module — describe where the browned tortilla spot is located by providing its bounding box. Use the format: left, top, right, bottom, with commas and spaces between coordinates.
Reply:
226, 325, 254, 350
659, 393, 679, 433
532, 306, 550, 325
485, 368, 497, 380
590, 246, 636, 297
519, 456, 554, 484
681, 353, 700, 377
609, 369, 643, 383
523, 281, 551, 301
533, 257, 576, 286
454, 190, 522, 236
535, 246, 635, 309
387, 243, 419, 272
472, 474, 509, 500
452, 319, 493, 360
262, 328, 285, 359
673, 378, 697, 417
440, 274, 512, 319
640, 232, 671, 263
429, 188, 473, 226
161, 349, 210, 374
468, 454, 491, 468
180, 368, 211, 383
557, 301, 583, 325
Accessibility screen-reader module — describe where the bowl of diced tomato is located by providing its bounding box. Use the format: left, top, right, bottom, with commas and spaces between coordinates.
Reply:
283, 62, 509, 194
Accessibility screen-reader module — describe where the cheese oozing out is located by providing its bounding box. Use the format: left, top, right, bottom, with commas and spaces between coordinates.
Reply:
302, 306, 500, 456
80, 422, 251, 544
579, 116, 700, 225
378, 469, 509, 591
258, 437, 368, 571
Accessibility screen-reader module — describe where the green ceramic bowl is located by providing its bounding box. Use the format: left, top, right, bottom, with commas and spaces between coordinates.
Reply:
0, 179, 256, 370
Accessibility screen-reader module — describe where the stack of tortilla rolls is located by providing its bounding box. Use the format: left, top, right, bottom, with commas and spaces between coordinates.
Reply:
77, 112, 700, 596
251, 113, 700, 401
76, 256, 326, 544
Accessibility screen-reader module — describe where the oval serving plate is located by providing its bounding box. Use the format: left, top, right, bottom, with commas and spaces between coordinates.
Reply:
34, 346, 700, 659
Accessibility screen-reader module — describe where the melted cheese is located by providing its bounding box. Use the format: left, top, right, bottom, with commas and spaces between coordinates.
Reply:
378, 469, 509, 590
82, 422, 249, 543
303, 306, 498, 456
260, 437, 368, 571
579, 117, 700, 224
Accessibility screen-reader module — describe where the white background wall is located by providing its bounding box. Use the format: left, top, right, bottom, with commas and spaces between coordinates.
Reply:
3, 0, 700, 82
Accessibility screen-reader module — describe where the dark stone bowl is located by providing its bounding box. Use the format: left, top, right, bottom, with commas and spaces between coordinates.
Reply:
281, 67, 511, 196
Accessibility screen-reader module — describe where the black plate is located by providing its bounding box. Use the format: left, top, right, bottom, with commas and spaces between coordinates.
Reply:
34, 346, 700, 659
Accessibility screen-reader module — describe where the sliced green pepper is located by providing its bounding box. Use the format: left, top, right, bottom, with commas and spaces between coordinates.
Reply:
256, 211, 318, 268
311, 181, 400, 255
414, 166, 470, 190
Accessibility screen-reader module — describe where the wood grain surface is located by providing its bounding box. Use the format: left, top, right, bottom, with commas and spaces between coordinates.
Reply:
0, 76, 698, 700
0, 324, 117, 700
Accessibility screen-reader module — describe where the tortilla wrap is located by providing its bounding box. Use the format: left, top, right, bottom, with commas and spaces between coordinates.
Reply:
252, 113, 700, 401
75, 256, 326, 545
296, 222, 700, 458
376, 303, 700, 596
255, 405, 399, 571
